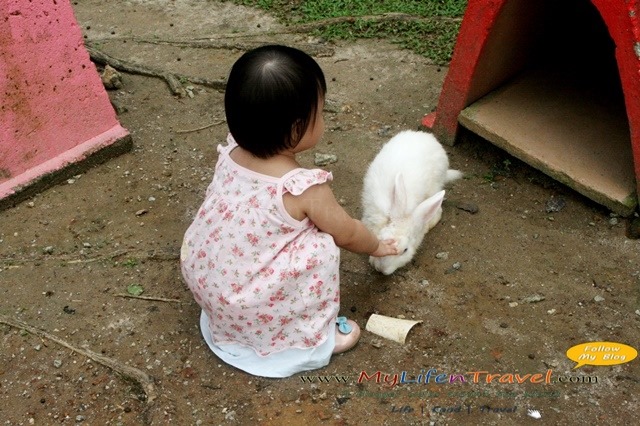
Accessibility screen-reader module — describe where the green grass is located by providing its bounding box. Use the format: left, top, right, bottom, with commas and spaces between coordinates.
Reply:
122, 258, 139, 268
229, 0, 467, 65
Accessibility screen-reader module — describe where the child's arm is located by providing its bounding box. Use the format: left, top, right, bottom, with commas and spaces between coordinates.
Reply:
295, 183, 397, 256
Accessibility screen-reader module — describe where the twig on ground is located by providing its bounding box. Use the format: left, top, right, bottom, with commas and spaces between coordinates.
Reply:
0, 315, 157, 404
175, 120, 226, 134
86, 45, 227, 96
115, 294, 183, 304
0, 248, 180, 267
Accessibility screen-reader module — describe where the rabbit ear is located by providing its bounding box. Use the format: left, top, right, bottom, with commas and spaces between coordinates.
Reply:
413, 190, 445, 224
390, 173, 407, 219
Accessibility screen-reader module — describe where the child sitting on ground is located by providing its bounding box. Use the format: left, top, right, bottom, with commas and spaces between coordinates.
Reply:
180, 45, 397, 378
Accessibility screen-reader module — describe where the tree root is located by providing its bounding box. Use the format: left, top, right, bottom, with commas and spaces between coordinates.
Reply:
86, 45, 227, 97
0, 315, 157, 404
0, 248, 179, 267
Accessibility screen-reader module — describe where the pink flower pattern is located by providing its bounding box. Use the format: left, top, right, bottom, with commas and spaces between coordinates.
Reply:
181, 137, 340, 356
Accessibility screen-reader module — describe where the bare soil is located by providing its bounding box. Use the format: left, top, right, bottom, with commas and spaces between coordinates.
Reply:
1, 1, 639, 425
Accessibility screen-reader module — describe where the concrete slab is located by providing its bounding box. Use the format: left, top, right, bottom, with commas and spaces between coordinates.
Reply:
459, 68, 637, 216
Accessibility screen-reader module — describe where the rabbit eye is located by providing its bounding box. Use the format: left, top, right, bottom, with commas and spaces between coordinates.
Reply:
402, 248, 408, 254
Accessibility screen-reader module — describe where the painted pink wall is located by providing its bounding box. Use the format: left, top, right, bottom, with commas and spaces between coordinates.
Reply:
0, 0, 129, 197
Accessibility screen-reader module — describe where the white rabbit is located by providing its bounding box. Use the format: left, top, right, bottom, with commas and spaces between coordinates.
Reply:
361, 130, 462, 275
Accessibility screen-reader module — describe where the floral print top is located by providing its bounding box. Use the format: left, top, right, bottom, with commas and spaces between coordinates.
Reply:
181, 135, 340, 356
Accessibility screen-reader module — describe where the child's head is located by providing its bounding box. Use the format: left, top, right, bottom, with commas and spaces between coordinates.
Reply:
225, 45, 327, 158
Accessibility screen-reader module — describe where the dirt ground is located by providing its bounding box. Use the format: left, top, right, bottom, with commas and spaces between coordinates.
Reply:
1, 1, 639, 425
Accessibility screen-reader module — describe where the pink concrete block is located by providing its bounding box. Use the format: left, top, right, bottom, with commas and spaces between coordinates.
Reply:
0, 0, 131, 208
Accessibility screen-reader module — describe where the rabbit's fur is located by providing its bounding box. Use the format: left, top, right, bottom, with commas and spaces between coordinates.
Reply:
361, 130, 462, 275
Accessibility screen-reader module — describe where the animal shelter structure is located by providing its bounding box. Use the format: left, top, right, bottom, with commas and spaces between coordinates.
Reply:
423, 0, 640, 216
0, 0, 131, 209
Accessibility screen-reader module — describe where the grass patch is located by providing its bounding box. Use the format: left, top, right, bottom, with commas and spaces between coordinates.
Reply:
122, 258, 139, 268
229, 0, 467, 65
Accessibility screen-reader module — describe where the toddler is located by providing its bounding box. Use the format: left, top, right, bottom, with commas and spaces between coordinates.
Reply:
180, 45, 397, 378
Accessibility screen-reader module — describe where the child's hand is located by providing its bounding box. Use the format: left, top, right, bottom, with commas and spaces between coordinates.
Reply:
370, 239, 398, 257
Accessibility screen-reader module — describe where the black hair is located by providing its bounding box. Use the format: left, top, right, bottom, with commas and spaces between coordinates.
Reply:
224, 45, 327, 159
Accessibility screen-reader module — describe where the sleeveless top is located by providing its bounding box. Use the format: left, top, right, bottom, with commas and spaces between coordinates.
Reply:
181, 135, 340, 356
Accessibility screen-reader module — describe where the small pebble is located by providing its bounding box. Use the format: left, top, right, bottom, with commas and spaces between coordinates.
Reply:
314, 153, 337, 166
53, 359, 63, 368
547, 309, 557, 315
445, 262, 461, 274
593, 295, 605, 302
609, 217, 618, 226
545, 196, 566, 213
377, 125, 392, 136
522, 294, 545, 303
43, 246, 54, 254
509, 302, 519, 308
435, 252, 449, 260
456, 202, 479, 214
499, 322, 508, 328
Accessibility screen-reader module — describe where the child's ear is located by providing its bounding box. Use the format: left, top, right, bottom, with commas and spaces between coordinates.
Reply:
413, 190, 445, 224
289, 118, 306, 146
390, 173, 407, 219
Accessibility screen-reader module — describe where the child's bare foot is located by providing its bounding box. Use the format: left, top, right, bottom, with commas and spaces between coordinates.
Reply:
333, 317, 361, 354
